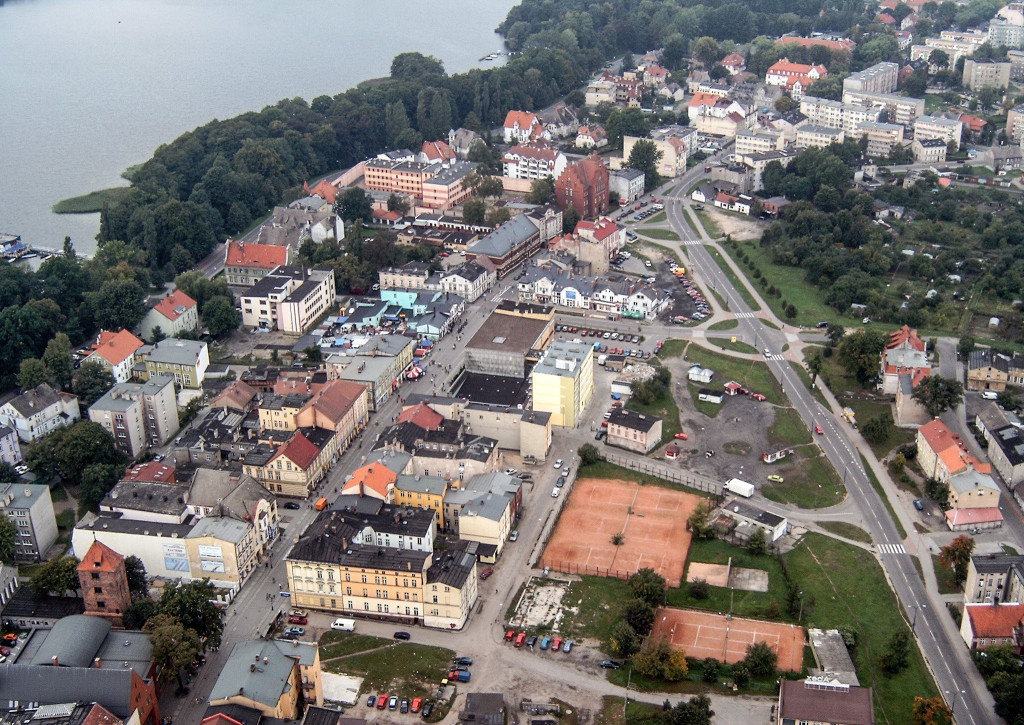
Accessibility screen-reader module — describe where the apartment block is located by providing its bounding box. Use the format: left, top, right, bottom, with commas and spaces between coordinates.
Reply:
914, 115, 963, 148
842, 90, 925, 125
0, 384, 80, 444
842, 62, 899, 94
963, 59, 1011, 90
734, 129, 784, 155
913, 138, 948, 163
140, 338, 209, 389
88, 375, 179, 458
239, 265, 336, 334
795, 125, 844, 149
530, 340, 594, 428
0, 483, 57, 562
224, 240, 289, 286
364, 158, 478, 210
856, 121, 905, 157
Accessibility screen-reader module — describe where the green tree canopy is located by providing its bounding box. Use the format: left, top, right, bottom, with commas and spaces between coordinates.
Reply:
628, 567, 666, 607
626, 139, 664, 192
73, 360, 115, 408
125, 555, 149, 600
838, 328, 888, 384
622, 598, 655, 636
743, 640, 778, 678
911, 375, 964, 418
0, 516, 17, 564
527, 178, 555, 205
202, 295, 241, 338
42, 333, 73, 391
25, 421, 125, 488
334, 187, 373, 223
30, 556, 80, 596
159, 580, 225, 650
17, 358, 51, 391
144, 613, 201, 683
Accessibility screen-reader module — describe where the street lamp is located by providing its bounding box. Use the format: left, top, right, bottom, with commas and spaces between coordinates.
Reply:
623, 665, 633, 718
798, 591, 805, 623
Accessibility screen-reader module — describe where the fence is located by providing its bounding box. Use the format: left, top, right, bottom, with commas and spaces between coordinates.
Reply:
537, 558, 636, 582
600, 450, 725, 498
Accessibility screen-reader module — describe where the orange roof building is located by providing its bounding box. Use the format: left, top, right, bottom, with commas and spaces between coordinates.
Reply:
420, 139, 456, 162
270, 431, 320, 471
76, 540, 132, 625
140, 289, 198, 341
917, 418, 990, 481
224, 240, 289, 286
296, 379, 371, 447
766, 59, 827, 96
342, 462, 398, 501
86, 329, 144, 383
397, 402, 444, 431
961, 602, 1024, 651
503, 110, 545, 144
210, 380, 259, 413
304, 178, 337, 204
775, 36, 856, 51
880, 325, 930, 394
121, 461, 176, 483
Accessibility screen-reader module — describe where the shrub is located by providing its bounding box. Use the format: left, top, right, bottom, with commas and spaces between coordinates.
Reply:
689, 578, 710, 600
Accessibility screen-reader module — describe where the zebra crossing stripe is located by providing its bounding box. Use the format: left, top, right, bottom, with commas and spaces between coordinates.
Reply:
878, 543, 906, 555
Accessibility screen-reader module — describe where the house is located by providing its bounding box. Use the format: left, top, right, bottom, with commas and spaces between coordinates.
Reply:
912, 137, 947, 164
0, 383, 80, 443
947, 466, 1001, 510
85, 329, 145, 383
296, 379, 372, 451
960, 603, 1024, 651
378, 260, 432, 291
988, 425, 1024, 487
917, 419, 990, 482
688, 365, 713, 384
0, 425, 19, 466
776, 36, 856, 52
719, 498, 788, 542
967, 348, 1010, 391
424, 542, 479, 630
0, 482, 57, 562
946, 506, 1004, 531
575, 125, 607, 149
536, 104, 580, 138
208, 639, 309, 719
243, 429, 336, 498
459, 694, 506, 725
609, 167, 645, 203
554, 152, 609, 220
777, 679, 874, 725
139, 289, 198, 341
606, 408, 662, 453
531, 341, 594, 428
139, 338, 210, 389
341, 462, 398, 501
210, 380, 260, 414
880, 325, 929, 395
698, 389, 723, 404
622, 126, 696, 178
442, 472, 521, 559
976, 402, 1013, 443
418, 140, 455, 164
465, 214, 543, 278
720, 52, 745, 74
185, 516, 262, 590
224, 240, 290, 287
992, 145, 1024, 172
88, 375, 179, 458
239, 266, 336, 335
965, 553, 1024, 604
439, 261, 496, 303
760, 197, 791, 217
503, 111, 545, 144
894, 370, 930, 427
448, 127, 482, 159
502, 142, 567, 182
765, 59, 827, 93
641, 64, 669, 88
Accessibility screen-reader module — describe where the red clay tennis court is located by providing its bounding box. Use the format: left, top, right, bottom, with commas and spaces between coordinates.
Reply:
651, 606, 806, 672
540, 478, 701, 588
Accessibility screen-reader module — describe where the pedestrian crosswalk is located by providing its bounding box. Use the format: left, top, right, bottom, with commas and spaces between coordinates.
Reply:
877, 543, 906, 555
683, 239, 702, 246
735, 312, 757, 319
764, 354, 784, 361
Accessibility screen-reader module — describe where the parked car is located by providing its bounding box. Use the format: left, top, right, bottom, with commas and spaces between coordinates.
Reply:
388, 696, 399, 710
411, 698, 423, 713
913, 499, 924, 511
551, 637, 562, 651
453, 656, 473, 666
553, 459, 563, 469
767, 474, 784, 483
287, 615, 307, 624
556, 477, 565, 488
751, 393, 766, 401
367, 695, 377, 707
283, 626, 305, 637
401, 699, 410, 713
599, 660, 621, 669
551, 487, 560, 498
509, 530, 519, 542
562, 639, 574, 653
540, 637, 551, 650
479, 567, 494, 580
283, 502, 301, 510
505, 629, 516, 641
421, 702, 434, 719
393, 631, 411, 640
504, 467, 517, 475
526, 635, 538, 647
377, 694, 388, 710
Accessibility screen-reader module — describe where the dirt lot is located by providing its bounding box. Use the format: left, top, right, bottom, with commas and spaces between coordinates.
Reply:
702, 207, 765, 241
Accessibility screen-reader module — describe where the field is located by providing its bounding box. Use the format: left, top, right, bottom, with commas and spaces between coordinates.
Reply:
704, 245, 760, 310
540, 478, 701, 587
705, 337, 758, 355
761, 449, 846, 509
318, 631, 454, 698
640, 228, 681, 241
680, 343, 785, 404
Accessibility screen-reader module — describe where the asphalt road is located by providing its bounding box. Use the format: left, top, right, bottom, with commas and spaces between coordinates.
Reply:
659, 163, 997, 724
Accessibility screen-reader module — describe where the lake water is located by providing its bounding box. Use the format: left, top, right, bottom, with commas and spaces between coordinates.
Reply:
0, 0, 515, 255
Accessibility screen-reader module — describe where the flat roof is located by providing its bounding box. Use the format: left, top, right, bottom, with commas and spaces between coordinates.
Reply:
466, 313, 548, 354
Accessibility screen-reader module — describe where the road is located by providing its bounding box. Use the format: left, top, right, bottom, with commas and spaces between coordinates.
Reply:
655, 160, 997, 724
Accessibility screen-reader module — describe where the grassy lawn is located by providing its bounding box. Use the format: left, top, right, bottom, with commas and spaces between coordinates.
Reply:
788, 360, 829, 408
595, 697, 665, 725
49, 485, 68, 502
706, 284, 729, 312
643, 211, 667, 224
861, 453, 907, 540
52, 186, 130, 213
640, 228, 681, 241
762, 449, 846, 509
319, 632, 393, 660
319, 634, 454, 698
561, 576, 632, 642
708, 319, 738, 331
626, 384, 682, 444
688, 383, 723, 418
684, 343, 785, 404
819, 521, 872, 544
705, 246, 761, 311
932, 555, 960, 595
787, 534, 938, 725
761, 318, 780, 330
706, 337, 758, 355
691, 208, 721, 238
659, 339, 688, 358
768, 407, 813, 447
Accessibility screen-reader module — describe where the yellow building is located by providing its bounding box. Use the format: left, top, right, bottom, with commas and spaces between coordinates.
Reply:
530, 340, 594, 428
258, 393, 310, 432
185, 517, 260, 590
244, 428, 336, 498
394, 473, 449, 528
140, 338, 209, 389
948, 468, 1002, 510
424, 544, 479, 630
208, 639, 306, 718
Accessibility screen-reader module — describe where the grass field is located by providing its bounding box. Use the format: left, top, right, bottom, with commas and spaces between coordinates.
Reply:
760, 318, 780, 330
683, 343, 785, 404
643, 211, 667, 224
819, 521, 872, 544
706, 337, 758, 355
577, 459, 714, 499
704, 245, 761, 310
768, 407, 813, 447
932, 555, 960, 594
861, 453, 907, 539
641, 228, 681, 241
762, 449, 846, 509
708, 319, 738, 331
788, 534, 938, 725
788, 360, 830, 408
659, 339, 688, 358
52, 186, 130, 213
692, 208, 721, 238
320, 632, 393, 660
318, 632, 454, 698
562, 576, 632, 642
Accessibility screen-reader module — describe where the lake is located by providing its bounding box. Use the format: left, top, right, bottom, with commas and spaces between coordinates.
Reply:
0, 0, 515, 256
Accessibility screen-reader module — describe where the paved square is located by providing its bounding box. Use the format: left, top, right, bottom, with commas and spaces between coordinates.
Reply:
540, 478, 701, 587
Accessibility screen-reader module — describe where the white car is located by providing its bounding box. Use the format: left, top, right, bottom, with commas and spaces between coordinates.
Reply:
504, 468, 517, 475
551, 488, 560, 498
553, 459, 563, 469
14, 465, 28, 475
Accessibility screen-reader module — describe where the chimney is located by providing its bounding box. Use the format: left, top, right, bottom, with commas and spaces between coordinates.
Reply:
51, 656, 59, 666
94, 657, 101, 668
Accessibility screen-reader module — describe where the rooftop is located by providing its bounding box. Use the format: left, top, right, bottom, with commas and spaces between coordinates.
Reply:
151, 289, 197, 322
466, 312, 549, 354
778, 679, 873, 725
144, 339, 207, 366
225, 240, 289, 270
88, 330, 144, 367
533, 340, 592, 379
721, 497, 786, 528
466, 215, 539, 258
209, 639, 299, 708
607, 407, 661, 432
964, 602, 1024, 638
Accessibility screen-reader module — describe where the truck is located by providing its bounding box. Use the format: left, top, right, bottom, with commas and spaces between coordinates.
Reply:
723, 478, 755, 498
447, 670, 471, 682
842, 407, 857, 428
330, 618, 356, 631
597, 354, 608, 366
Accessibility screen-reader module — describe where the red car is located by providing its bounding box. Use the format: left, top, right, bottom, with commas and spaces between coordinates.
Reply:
751, 393, 766, 401
505, 629, 515, 641
377, 694, 388, 710
814, 425, 824, 435
288, 615, 307, 624
479, 567, 494, 580
674, 432, 688, 440
601, 420, 609, 427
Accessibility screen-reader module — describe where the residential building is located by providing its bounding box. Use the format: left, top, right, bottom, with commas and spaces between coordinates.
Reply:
912, 137, 947, 163
502, 142, 567, 181
239, 266, 336, 335
243, 428, 336, 498
855, 122, 904, 157
85, 329, 145, 383
378, 261, 432, 291
914, 115, 963, 149
894, 370, 930, 427
503, 111, 545, 144
448, 127, 482, 159
1008, 106, 1024, 144
442, 472, 521, 558
990, 17, 1024, 49
718, 498, 788, 542
296, 378, 372, 451
0, 482, 57, 562
879, 325, 929, 395
842, 90, 925, 126
224, 240, 290, 286
734, 129, 784, 156
341, 461, 399, 501
439, 261, 496, 302
976, 402, 1012, 444
609, 167, 645, 203
258, 392, 310, 432
960, 602, 1024, 650
621, 126, 696, 178
0, 426, 19, 466
795, 125, 845, 149
739, 148, 800, 192
967, 348, 1011, 391
139, 289, 198, 341
1009, 50, 1024, 78
988, 424, 1024, 486
992, 145, 1024, 171
140, 338, 209, 389
765, 59, 827, 92
185, 516, 260, 589
917, 418, 989, 482
575, 125, 607, 149
530, 340, 594, 428
965, 553, 1024, 604
720, 52, 745, 74
394, 473, 449, 528
0, 384, 80, 444
606, 408, 662, 453
584, 79, 615, 107
210, 380, 260, 414
465, 214, 543, 278
88, 375, 179, 458
777, 679, 874, 725
843, 62, 899, 94
775, 36, 856, 52
800, 96, 881, 134
326, 502, 436, 552
208, 640, 308, 719
963, 59, 1011, 90
77, 540, 132, 626
419, 140, 455, 164
554, 152, 609, 220
947, 467, 1001, 510
424, 543, 479, 631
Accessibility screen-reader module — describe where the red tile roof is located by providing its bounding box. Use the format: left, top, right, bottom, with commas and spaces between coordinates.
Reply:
689, 92, 721, 108
344, 463, 398, 498
397, 402, 443, 431
920, 419, 990, 475
767, 59, 827, 77
305, 179, 337, 204
887, 324, 925, 351
372, 208, 403, 221
304, 379, 366, 425
210, 380, 259, 411
421, 140, 455, 162
503, 141, 562, 164
76, 540, 124, 574
152, 289, 197, 323
504, 110, 539, 130
959, 113, 986, 132
964, 602, 1024, 639
81, 704, 123, 725
574, 217, 620, 241
876, 12, 896, 24
225, 240, 288, 270
775, 36, 856, 51
720, 53, 745, 68
121, 461, 176, 483
946, 507, 1004, 527
201, 716, 244, 725
89, 329, 144, 366
270, 431, 320, 470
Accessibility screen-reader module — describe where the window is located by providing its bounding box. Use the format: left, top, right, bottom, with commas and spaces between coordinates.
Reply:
96, 601, 105, 609
90, 572, 100, 580
93, 587, 103, 594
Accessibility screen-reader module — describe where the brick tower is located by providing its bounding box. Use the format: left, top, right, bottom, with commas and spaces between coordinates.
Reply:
77, 539, 132, 627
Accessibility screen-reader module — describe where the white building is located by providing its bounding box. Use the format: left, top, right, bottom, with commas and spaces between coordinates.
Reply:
914, 115, 963, 149
856, 121, 905, 157
609, 168, 645, 203
502, 142, 567, 181
620, 125, 696, 178
503, 110, 545, 144
842, 62, 899, 94
84, 329, 145, 384
139, 289, 199, 342
239, 265, 337, 335
0, 483, 57, 562
439, 261, 496, 303
795, 125, 844, 149
0, 426, 20, 467
0, 384, 80, 443
734, 129, 784, 155
88, 375, 179, 459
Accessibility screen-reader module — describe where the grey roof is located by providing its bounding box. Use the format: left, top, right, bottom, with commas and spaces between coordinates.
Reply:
287, 508, 432, 568
0, 665, 135, 717
187, 515, 252, 543
722, 498, 786, 527
302, 706, 354, 725
0, 586, 85, 620
992, 425, 1024, 466
949, 467, 1000, 495
101, 479, 190, 515
363, 449, 412, 475
0, 483, 49, 512
461, 694, 505, 725
0, 426, 13, 439
272, 639, 319, 667
145, 339, 207, 366
76, 511, 193, 539
467, 215, 538, 258
442, 261, 489, 284
427, 160, 477, 185
210, 639, 299, 708
395, 473, 448, 496
202, 704, 264, 725
808, 628, 860, 686
917, 138, 946, 148
969, 348, 1009, 373
607, 407, 661, 432
977, 402, 1009, 433
611, 167, 645, 180
427, 542, 476, 589
444, 472, 519, 523
3, 384, 62, 417
29, 615, 111, 668
970, 553, 1024, 576
533, 340, 592, 379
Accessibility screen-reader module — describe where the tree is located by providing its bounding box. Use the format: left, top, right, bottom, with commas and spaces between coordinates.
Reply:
202, 296, 240, 338
838, 328, 888, 384
17, 358, 51, 390
122, 599, 158, 630
463, 198, 486, 226
73, 360, 115, 407
732, 662, 750, 688
387, 193, 410, 215
0, 463, 15, 483
687, 500, 714, 540
486, 207, 511, 227
90, 278, 145, 331
578, 443, 600, 466
826, 323, 846, 347
664, 695, 713, 725
688, 578, 710, 600
634, 636, 687, 680
527, 178, 555, 205
912, 696, 952, 725
911, 375, 964, 418
605, 108, 649, 145
30, 556, 80, 596
861, 412, 893, 446
80, 462, 126, 510
746, 528, 767, 555
628, 567, 666, 607
144, 613, 201, 684
42, 333, 73, 391
701, 658, 720, 683
391, 52, 445, 82
743, 641, 777, 678
334, 187, 373, 223
159, 580, 225, 650
806, 347, 823, 384
957, 335, 976, 357
622, 599, 655, 636
938, 535, 975, 588
476, 175, 504, 199
608, 619, 641, 657
626, 139, 664, 192
0, 516, 16, 564
561, 207, 580, 234
125, 555, 149, 600
303, 345, 323, 364
693, 36, 721, 68
880, 630, 910, 675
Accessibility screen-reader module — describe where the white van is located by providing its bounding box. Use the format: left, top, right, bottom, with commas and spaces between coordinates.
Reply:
981, 390, 999, 400
331, 618, 356, 631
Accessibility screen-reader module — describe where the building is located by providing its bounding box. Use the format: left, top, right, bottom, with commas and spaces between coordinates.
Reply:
465, 214, 543, 279
734, 129, 784, 156
843, 62, 899, 94
296, 378, 372, 451
502, 142, 567, 181
423, 542, 479, 629
609, 167, 645, 203
794, 124, 844, 149
775, 36, 856, 52
855, 122, 904, 157
894, 371, 930, 427
963, 59, 1011, 90
719, 498, 788, 542
363, 158, 478, 211
960, 602, 1024, 650
378, 261, 432, 291
1010, 50, 1024, 79
777, 679, 874, 725
992, 144, 1024, 172
606, 408, 662, 453
917, 418, 989, 482
0, 384, 80, 444
800, 96, 880, 134
879, 325, 929, 395
807, 628, 860, 686
0, 426, 19, 466
621, 126, 696, 178
965, 553, 1024, 604
460, 694, 506, 725
88, 375, 179, 458
720, 52, 745, 74
912, 137, 947, 163
575, 125, 607, 149
988, 425, 1024, 487
503, 111, 545, 144
0, 483, 57, 562
842, 90, 925, 126
185, 516, 261, 590
1008, 106, 1024, 144
464, 305, 553, 380
967, 348, 1011, 391
554, 153, 609, 220
208, 639, 308, 719
530, 340, 594, 428
140, 338, 209, 389
243, 429, 335, 498
442, 472, 520, 558
224, 240, 290, 286
239, 266, 336, 335
85, 330, 144, 384
914, 115, 963, 149
419, 139, 455, 163
77, 540, 132, 626
439, 261, 496, 303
